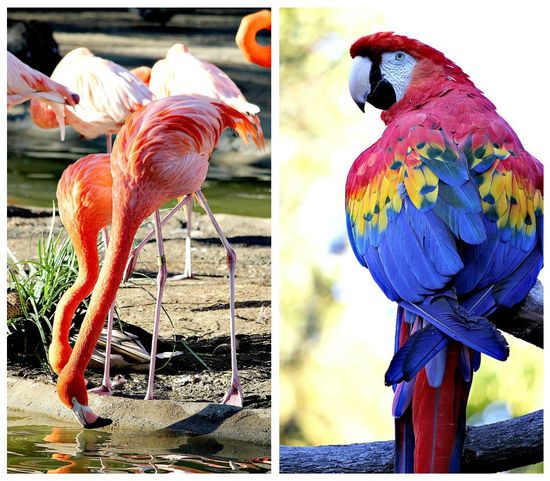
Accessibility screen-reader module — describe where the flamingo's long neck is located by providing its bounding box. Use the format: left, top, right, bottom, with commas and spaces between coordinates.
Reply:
63, 212, 141, 378
50, 228, 101, 374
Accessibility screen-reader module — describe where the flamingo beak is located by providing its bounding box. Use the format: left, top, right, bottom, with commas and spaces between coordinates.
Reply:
71, 397, 112, 429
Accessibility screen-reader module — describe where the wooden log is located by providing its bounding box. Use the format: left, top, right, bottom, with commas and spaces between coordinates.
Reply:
490, 281, 543, 348
280, 410, 543, 473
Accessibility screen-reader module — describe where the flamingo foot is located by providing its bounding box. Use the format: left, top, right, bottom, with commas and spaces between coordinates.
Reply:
88, 384, 112, 396
220, 379, 243, 408
169, 272, 194, 280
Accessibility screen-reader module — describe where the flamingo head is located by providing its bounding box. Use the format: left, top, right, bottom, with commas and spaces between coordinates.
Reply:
57, 368, 112, 429
166, 43, 190, 60
66, 47, 95, 59
30, 99, 59, 129
130, 66, 152, 86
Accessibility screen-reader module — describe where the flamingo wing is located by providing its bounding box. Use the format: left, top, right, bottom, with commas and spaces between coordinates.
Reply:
198, 57, 260, 115
149, 47, 259, 116
54, 53, 152, 127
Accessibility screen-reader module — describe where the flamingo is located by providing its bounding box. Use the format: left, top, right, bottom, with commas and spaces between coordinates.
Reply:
130, 66, 152, 86
30, 47, 152, 152
142, 43, 264, 279
51, 153, 112, 379
52, 152, 191, 395
235, 10, 272, 68
56, 95, 262, 428
7, 51, 79, 139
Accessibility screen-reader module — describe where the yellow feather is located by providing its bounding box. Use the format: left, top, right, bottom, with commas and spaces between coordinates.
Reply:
494, 145, 510, 160
378, 204, 389, 232
425, 185, 439, 205
495, 191, 508, 219
534, 189, 543, 214
404, 175, 422, 210
379, 175, 391, 208
489, 170, 507, 202
392, 192, 403, 213
423, 165, 439, 187
356, 212, 365, 236
405, 165, 426, 193
525, 202, 536, 236
509, 203, 519, 230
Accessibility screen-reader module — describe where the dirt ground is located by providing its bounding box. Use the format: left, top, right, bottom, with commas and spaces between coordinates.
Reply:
7, 206, 271, 409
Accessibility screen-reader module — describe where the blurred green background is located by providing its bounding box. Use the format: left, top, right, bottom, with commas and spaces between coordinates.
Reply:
279, 7, 543, 473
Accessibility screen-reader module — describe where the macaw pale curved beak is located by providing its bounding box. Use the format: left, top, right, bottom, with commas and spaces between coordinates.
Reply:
71, 397, 112, 429
349, 56, 372, 112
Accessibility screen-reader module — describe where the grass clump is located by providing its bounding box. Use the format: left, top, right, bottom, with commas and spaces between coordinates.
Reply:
7, 210, 81, 364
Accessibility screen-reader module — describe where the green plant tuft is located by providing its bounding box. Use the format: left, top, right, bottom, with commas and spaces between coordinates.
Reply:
7, 209, 81, 363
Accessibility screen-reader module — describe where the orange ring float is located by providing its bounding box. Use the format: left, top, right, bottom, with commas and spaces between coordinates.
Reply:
236, 9, 271, 68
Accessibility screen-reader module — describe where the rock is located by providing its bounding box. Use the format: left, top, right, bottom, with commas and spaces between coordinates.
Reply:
7, 20, 61, 75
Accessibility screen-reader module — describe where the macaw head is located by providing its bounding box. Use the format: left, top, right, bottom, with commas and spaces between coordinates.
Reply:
348, 32, 473, 114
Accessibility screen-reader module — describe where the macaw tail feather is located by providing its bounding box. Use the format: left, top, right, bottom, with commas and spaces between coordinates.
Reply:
392, 307, 474, 473
411, 343, 471, 472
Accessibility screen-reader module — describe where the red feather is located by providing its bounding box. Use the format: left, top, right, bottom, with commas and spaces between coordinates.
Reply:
412, 343, 463, 472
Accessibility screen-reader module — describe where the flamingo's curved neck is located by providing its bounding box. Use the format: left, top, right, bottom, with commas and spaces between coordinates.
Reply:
64, 213, 141, 376
50, 229, 101, 373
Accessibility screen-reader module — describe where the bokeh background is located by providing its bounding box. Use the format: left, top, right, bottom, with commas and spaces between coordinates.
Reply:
280, 3, 545, 473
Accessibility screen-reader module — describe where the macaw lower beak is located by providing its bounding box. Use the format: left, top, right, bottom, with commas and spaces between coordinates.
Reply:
71, 397, 112, 429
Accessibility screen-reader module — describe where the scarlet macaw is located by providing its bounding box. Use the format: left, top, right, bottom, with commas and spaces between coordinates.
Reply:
345, 32, 543, 473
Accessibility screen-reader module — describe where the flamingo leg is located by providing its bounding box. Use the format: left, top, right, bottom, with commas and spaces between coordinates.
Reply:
184, 203, 193, 278
106, 133, 112, 154
144, 209, 168, 400
195, 191, 243, 407
171, 200, 194, 280
123, 195, 192, 282
89, 228, 114, 395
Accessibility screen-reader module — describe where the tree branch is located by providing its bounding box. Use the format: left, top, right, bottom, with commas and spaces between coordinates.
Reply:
280, 409, 543, 473
489, 281, 543, 348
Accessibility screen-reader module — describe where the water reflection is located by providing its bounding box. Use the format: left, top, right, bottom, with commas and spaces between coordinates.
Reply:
8, 414, 270, 474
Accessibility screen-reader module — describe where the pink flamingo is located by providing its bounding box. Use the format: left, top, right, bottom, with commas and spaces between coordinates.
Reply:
26, 47, 150, 394
30, 47, 152, 152
7, 51, 79, 138
53, 152, 191, 395
136, 43, 264, 279
51, 153, 112, 380
56, 96, 262, 427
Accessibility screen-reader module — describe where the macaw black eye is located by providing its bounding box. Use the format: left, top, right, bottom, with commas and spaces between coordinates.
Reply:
395, 52, 405, 61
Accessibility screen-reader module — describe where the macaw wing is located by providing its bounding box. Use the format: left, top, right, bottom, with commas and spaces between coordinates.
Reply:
453, 129, 543, 300
345, 114, 485, 304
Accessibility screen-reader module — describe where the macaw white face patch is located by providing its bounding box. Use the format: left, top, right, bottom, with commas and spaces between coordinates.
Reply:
380, 51, 417, 102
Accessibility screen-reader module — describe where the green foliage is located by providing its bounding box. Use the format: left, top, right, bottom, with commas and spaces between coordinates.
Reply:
7, 210, 81, 362
7, 209, 206, 371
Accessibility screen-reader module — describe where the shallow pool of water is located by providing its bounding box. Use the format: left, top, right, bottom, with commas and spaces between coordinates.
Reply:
7, 113, 271, 218
8, 410, 270, 474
